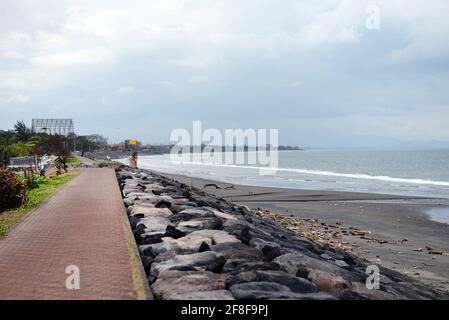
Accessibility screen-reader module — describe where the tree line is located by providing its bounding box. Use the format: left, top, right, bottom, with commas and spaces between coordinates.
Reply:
0, 121, 107, 167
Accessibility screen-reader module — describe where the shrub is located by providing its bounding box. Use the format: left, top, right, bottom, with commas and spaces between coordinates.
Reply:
20, 168, 45, 189
30, 175, 45, 188
20, 174, 45, 189
0, 168, 28, 211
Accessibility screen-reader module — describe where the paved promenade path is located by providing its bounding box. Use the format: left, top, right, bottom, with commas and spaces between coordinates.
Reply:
0, 168, 149, 300
74, 154, 96, 166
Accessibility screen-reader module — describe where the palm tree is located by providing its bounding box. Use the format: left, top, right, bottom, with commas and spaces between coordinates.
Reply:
14, 121, 32, 141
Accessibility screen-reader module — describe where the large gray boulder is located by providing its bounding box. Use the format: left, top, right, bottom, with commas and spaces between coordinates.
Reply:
211, 242, 266, 261
139, 232, 214, 256
131, 206, 171, 217
249, 238, 284, 261
170, 205, 196, 214
122, 188, 143, 196
188, 230, 241, 245
137, 215, 172, 234
145, 183, 169, 194
222, 259, 281, 274
222, 220, 252, 244
273, 252, 359, 282
174, 208, 216, 221
167, 290, 235, 300
177, 217, 223, 234
307, 269, 350, 297
138, 224, 171, 237
125, 192, 158, 200
229, 282, 336, 300
238, 270, 316, 294
340, 282, 399, 300
212, 210, 238, 221
151, 251, 226, 276
140, 231, 166, 244
151, 270, 229, 300
173, 198, 192, 206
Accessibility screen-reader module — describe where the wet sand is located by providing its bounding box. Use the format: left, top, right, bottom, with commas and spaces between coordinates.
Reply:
162, 172, 449, 292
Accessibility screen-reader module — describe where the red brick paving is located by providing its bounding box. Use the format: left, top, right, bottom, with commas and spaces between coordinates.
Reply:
0, 168, 145, 300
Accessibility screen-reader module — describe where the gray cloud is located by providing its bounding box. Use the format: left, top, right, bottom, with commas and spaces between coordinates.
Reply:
1, 0, 449, 147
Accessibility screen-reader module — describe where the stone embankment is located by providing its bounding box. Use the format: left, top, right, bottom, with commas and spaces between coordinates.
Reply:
116, 165, 448, 300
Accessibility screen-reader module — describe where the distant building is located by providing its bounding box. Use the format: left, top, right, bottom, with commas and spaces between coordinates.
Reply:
8, 156, 35, 168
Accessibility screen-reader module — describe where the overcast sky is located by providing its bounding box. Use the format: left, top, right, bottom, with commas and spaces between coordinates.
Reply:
1, 0, 449, 147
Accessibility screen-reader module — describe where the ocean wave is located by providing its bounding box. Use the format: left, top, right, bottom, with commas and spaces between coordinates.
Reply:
155, 159, 449, 187
278, 168, 449, 187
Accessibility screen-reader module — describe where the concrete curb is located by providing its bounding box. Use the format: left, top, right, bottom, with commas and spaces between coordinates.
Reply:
122, 204, 154, 300
111, 168, 153, 300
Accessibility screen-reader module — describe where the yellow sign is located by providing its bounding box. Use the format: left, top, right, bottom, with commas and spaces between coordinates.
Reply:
128, 139, 137, 145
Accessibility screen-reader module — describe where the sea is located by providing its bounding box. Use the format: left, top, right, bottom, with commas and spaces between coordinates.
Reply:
117, 149, 449, 223
119, 149, 449, 223
119, 149, 448, 197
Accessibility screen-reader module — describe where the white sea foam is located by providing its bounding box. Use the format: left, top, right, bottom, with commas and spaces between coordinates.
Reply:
165, 159, 449, 187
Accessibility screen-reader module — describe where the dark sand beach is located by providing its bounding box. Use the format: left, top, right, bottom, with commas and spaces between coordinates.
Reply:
161, 172, 449, 292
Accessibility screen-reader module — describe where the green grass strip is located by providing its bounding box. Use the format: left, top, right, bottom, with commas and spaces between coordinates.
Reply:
0, 171, 79, 238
